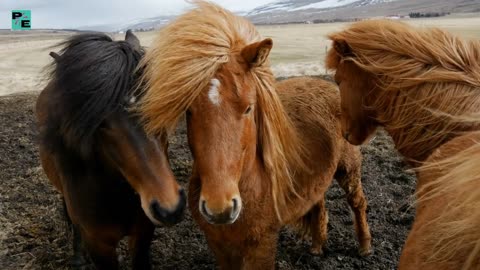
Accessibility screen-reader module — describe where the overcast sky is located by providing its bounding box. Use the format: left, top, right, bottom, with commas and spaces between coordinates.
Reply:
1, 0, 274, 29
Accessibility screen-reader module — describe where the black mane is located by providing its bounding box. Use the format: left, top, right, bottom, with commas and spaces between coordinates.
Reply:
44, 32, 144, 156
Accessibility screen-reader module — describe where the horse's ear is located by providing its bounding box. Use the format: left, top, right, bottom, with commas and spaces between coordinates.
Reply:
49, 52, 60, 62
125, 29, 141, 50
333, 39, 352, 57
241, 38, 273, 68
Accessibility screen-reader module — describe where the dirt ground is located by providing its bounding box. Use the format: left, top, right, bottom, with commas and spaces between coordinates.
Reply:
0, 90, 416, 269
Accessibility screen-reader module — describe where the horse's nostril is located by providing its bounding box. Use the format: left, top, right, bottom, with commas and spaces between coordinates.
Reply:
200, 199, 211, 216
151, 200, 168, 220
232, 198, 239, 213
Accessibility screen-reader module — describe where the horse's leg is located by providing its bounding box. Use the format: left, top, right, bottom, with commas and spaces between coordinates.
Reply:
60, 199, 88, 268
129, 214, 155, 270
335, 148, 372, 256
82, 232, 119, 270
309, 197, 329, 255
70, 224, 89, 268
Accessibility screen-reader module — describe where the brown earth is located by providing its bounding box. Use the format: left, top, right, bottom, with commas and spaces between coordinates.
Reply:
0, 90, 416, 269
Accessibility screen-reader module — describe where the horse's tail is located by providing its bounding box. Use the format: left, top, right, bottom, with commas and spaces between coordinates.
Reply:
417, 133, 480, 269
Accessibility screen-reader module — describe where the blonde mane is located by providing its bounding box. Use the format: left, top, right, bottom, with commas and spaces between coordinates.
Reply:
327, 19, 480, 163
327, 20, 480, 268
138, 1, 306, 220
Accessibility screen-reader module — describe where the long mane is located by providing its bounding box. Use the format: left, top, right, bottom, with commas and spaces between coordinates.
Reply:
327, 19, 480, 162
45, 33, 144, 156
327, 20, 480, 268
138, 1, 307, 219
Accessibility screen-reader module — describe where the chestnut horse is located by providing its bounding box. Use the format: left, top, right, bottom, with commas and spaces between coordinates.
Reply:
36, 31, 186, 269
138, 2, 371, 269
326, 20, 480, 270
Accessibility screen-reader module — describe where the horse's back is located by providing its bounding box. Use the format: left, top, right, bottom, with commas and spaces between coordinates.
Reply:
276, 77, 340, 136
276, 77, 356, 164
276, 76, 361, 180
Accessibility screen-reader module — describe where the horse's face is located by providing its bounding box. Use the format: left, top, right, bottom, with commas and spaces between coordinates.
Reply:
187, 38, 273, 225
99, 108, 186, 226
331, 40, 378, 145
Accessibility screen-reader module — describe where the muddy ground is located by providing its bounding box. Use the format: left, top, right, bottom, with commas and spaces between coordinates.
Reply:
0, 91, 416, 269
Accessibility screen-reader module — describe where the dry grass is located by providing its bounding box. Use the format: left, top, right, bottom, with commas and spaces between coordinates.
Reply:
1, 15, 479, 96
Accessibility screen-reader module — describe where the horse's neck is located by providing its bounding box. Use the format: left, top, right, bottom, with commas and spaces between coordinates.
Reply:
377, 84, 480, 165
384, 122, 468, 166
384, 127, 435, 166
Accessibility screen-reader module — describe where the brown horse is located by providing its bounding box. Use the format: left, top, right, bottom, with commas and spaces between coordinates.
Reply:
326, 19, 480, 270
138, 2, 371, 269
36, 31, 186, 269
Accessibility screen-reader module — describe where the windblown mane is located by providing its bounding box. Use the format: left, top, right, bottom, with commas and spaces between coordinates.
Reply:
418, 137, 480, 269
44, 32, 144, 156
138, 1, 307, 219
327, 20, 480, 268
327, 19, 480, 162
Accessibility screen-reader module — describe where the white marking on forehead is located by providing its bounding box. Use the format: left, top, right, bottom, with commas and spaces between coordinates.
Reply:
208, 78, 221, 106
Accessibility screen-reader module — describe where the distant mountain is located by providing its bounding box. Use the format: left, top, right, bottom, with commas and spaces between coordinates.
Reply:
77, 15, 174, 32
247, 0, 480, 24
248, 0, 397, 16
78, 0, 480, 32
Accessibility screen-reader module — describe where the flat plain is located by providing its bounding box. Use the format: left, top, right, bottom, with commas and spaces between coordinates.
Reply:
1, 15, 480, 96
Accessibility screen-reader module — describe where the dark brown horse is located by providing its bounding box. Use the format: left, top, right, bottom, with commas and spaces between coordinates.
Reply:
36, 30, 186, 269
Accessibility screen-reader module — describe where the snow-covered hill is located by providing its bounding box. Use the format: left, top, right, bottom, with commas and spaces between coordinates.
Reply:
248, 0, 398, 16
77, 16, 173, 32
247, 0, 480, 24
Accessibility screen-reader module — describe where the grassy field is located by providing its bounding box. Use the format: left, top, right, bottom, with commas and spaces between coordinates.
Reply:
1, 15, 480, 95
255, 16, 480, 73
136, 15, 480, 77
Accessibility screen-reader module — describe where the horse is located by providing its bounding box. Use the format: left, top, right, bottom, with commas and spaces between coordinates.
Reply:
137, 2, 372, 269
35, 30, 186, 269
326, 19, 480, 270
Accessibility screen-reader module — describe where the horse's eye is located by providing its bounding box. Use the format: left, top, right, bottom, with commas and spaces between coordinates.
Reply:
244, 105, 253, 115
186, 109, 192, 117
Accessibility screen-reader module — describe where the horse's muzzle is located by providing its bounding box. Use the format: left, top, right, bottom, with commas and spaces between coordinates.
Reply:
150, 189, 186, 226
199, 197, 241, 225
